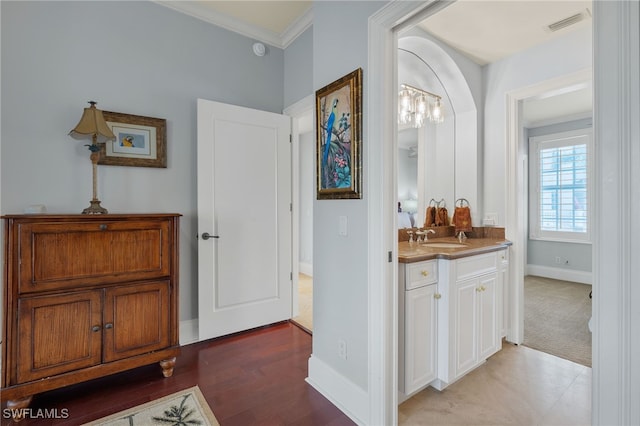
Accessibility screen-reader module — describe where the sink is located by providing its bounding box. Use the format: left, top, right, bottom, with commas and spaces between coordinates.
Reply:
421, 242, 468, 248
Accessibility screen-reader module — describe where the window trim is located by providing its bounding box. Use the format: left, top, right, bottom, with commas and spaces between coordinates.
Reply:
529, 128, 593, 244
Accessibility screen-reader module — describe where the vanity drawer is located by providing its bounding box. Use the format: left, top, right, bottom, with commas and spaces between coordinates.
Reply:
454, 252, 497, 281
406, 260, 438, 290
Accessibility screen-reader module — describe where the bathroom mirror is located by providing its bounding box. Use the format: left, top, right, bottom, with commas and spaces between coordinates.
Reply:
397, 127, 419, 228
397, 46, 455, 228
397, 33, 480, 229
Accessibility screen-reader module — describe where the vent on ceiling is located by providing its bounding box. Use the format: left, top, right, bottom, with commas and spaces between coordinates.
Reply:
547, 9, 591, 32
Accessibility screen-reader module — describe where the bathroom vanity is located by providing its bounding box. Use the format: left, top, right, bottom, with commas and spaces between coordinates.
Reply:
398, 236, 511, 401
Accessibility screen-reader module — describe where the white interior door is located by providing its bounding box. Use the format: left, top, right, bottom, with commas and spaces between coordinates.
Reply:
197, 98, 292, 340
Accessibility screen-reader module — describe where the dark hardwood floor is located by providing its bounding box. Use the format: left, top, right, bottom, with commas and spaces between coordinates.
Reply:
1, 322, 355, 426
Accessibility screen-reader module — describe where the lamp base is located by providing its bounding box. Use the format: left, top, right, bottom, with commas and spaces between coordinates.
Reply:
82, 199, 108, 214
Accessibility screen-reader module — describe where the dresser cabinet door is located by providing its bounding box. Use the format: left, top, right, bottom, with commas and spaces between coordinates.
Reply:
17, 291, 102, 383
102, 281, 171, 363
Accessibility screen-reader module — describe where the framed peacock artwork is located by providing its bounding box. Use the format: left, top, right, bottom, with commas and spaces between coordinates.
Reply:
315, 68, 362, 199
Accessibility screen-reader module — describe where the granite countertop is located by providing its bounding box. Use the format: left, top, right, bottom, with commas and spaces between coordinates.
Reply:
398, 237, 512, 263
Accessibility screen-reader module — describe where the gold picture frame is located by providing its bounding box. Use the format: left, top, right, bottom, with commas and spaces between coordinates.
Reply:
99, 111, 167, 168
316, 68, 362, 199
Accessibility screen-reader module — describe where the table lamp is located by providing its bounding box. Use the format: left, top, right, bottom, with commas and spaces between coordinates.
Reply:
69, 101, 116, 214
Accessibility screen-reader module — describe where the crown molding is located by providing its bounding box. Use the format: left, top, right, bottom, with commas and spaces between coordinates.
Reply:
281, 7, 313, 48
152, 1, 312, 50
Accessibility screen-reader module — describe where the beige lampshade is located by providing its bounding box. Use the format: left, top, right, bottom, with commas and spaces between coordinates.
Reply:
69, 101, 115, 143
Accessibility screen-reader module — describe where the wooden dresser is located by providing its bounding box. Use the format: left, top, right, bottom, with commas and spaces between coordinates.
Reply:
1, 214, 180, 413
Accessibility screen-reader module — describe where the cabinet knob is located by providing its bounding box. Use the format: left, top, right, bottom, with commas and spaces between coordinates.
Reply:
105, 323, 114, 329
434, 293, 442, 299
476, 287, 482, 292
421, 270, 429, 277
99, 224, 107, 231
92, 325, 101, 332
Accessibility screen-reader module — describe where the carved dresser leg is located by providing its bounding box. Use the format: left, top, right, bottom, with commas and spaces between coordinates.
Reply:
160, 357, 176, 377
6, 396, 33, 422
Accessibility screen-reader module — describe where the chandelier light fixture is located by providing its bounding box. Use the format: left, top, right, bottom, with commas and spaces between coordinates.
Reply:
398, 83, 444, 127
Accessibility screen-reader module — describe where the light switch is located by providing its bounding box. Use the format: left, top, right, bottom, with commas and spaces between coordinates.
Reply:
339, 216, 348, 236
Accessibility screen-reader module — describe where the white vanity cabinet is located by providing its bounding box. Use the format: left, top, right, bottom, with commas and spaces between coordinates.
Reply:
434, 249, 506, 389
398, 260, 439, 398
398, 241, 511, 397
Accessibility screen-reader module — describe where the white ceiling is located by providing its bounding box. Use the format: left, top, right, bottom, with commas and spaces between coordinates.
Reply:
153, 1, 312, 48
198, 1, 312, 35
416, 1, 593, 126
417, 1, 592, 66
156, 1, 592, 123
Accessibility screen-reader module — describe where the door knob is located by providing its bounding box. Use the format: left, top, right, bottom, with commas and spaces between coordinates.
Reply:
201, 232, 219, 240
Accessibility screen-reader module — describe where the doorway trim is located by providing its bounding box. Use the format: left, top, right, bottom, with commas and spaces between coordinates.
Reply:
368, 1, 451, 424
284, 94, 314, 318
505, 68, 592, 345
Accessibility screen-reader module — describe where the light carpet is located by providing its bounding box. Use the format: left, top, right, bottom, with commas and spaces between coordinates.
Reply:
83, 386, 219, 426
292, 273, 313, 332
523, 275, 592, 367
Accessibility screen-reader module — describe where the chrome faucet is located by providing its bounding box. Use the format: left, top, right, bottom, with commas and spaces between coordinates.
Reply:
425, 229, 436, 241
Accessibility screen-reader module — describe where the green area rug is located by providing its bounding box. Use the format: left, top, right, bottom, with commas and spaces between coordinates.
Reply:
83, 386, 219, 426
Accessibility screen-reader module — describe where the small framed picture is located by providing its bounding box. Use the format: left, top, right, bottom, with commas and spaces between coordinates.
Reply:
100, 111, 167, 168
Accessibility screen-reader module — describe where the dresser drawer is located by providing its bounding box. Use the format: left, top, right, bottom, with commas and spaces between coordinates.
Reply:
17, 219, 172, 294
406, 260, 438, 290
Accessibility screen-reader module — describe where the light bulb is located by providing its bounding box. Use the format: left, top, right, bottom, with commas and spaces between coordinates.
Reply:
431, 98, 444, 123
398, 89, 414, 124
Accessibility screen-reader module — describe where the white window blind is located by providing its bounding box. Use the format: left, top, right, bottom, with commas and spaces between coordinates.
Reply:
529, 129, 592, 243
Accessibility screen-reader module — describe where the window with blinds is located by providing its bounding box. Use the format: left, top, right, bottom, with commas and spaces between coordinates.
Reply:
529, 129, 592, 243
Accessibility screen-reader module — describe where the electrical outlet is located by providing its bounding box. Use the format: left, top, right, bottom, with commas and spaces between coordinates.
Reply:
483, 213, 498, 226
338, 339, 347, 360
555, 256, 561, 264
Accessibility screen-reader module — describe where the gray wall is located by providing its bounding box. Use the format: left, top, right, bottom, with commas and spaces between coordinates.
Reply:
1, 1, 285, 322
526, 118, 593, 273
312, 0, 384, 392
284, 26, 313, 107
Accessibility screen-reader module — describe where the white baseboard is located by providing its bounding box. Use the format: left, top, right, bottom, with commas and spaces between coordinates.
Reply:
307, 355, 368, 425
179, 319, 199, 346
299, 262, 313, 276
526, 264, 592, 285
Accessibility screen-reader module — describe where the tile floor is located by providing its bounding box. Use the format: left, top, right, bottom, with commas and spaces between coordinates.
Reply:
399, 342, 591, 425
292, 274, 313, 332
